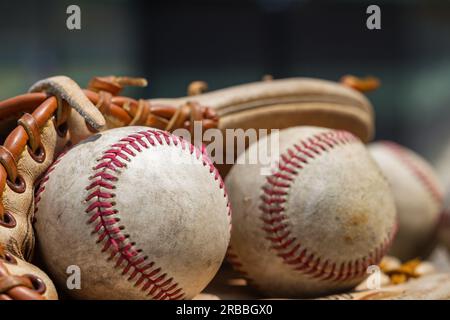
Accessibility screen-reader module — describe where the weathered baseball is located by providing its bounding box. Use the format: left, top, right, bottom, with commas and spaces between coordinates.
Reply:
226, 126, 397, 298
369, 141, 444, 261
34, 126, 231, 299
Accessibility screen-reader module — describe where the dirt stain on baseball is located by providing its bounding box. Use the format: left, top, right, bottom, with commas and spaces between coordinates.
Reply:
343, 211, 369, 244
348, 211, 369, 226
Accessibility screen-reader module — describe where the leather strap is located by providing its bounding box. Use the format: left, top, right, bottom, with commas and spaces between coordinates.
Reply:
0, 264, 44, 300
88, 76, 148, 96
0, 246, 44, 300
0, 274, 31, 293
0, 93, 48, 121
86, 76, 219, 133
96, 90, 113, 115
0, 146, 18, 184
340, 75, 380, 92
17, 113, 42, 153
128, 99, 151, 126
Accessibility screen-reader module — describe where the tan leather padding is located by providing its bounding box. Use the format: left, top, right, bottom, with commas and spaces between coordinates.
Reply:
219, 103, 371, 139
148, 78, 374, 176
1, 119, 60, 261
149, 77, 374, 142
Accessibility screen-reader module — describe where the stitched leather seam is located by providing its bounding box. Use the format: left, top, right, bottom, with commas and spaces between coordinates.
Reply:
36, 129, 231, 300
257, 130, 396, 282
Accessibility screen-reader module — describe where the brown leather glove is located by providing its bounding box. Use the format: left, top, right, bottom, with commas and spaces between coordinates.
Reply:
97, 76, 376, 176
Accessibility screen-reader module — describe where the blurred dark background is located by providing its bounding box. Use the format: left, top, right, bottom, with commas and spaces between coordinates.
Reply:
0, 0, 449, 160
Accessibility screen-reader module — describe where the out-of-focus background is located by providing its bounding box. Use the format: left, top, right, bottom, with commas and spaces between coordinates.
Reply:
0, 0, 449, 160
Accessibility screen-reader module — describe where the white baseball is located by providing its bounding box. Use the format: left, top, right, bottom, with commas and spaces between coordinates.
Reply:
34, 126, 231, 299
226, 126, 397, 298
369, 141, 444, 261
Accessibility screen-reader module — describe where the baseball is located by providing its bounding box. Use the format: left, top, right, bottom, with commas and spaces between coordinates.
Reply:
226, 126, 397, 298
369, 141, 444, 261
34, 126, 231, 299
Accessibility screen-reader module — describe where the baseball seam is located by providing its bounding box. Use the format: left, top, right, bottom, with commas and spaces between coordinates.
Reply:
380, 141, 443, 205
227, 245, 248, 276
257, 130, 396, 282
36, 129, 231, 300
35, 150, 67, 214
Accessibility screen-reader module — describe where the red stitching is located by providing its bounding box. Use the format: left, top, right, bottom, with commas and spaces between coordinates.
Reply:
35, 129, 231, 300
257, 130, 397, 282
380, 141, 444, 205
226, 245, 248, 276
34, 150, 68, 214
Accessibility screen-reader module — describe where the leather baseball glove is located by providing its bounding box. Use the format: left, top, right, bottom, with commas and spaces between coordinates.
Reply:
0, 76, 106, 299
97, 75, 377, 176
